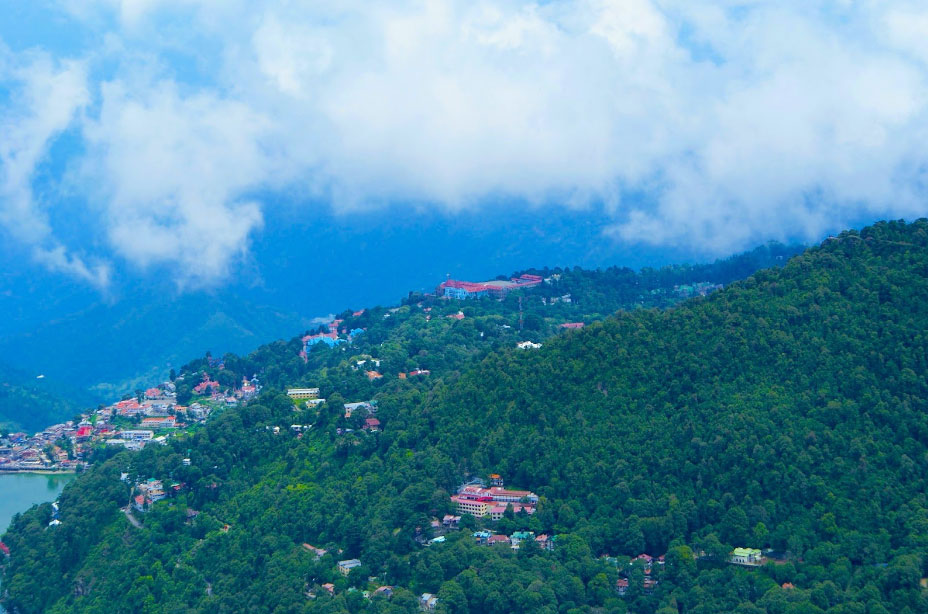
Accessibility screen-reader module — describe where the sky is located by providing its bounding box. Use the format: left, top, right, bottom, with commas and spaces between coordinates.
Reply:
2, 0, 928, 299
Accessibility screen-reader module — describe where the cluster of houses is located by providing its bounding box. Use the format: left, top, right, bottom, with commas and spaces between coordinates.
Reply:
469, 530, 556, 551
1, 424, 86, 471
1, 373, 251, 472
131, 476, 186, 512
614, 553, 665, 596
183, 374, 260, 406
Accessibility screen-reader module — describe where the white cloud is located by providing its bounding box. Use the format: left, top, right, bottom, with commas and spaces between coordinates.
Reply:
81, 80, 268, 286
6, 0, 928, 287
0, 49, 111, 289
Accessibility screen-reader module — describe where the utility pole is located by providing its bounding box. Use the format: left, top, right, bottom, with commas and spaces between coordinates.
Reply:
518, 296, 523, 331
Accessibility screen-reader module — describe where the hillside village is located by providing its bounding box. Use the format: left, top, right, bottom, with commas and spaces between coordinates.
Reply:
0, 374, 261, 473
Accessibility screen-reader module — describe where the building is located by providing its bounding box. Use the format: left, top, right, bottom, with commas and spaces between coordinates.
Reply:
731, 548, 764, 565
344, 401, 375, 418
510, 531, 535, 547
472, 530, 492, 544
489, 474, 503, 487
517, 341, 542, 349
534, 534, 556, 551
451, 484, 538, 518
419, 593, 439, 611
140, 416, 176, 429
287, 388, 320, 400
338, 559, 362, 576
302, 543, 327, 559
120, 430, 155, 442
438, 274, 543, 299
363, 418, 381, 431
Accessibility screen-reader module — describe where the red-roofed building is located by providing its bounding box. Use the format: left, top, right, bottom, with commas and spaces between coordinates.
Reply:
0, 541, 10, 556
365, 371, 383, 381
144, 387, 162, 399
75, 426, 92, 439
364, 418, 381, 431
616, 578, 629, 595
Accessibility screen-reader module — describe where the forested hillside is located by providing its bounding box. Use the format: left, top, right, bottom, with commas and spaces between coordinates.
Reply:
3, 223, 927, 614
0, 362, 90, 432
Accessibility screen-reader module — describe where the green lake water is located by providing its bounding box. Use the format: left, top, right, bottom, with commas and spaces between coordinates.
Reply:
0, 473, 74, 613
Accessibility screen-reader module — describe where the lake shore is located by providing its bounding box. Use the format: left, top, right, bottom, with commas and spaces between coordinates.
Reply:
0, 468, 77, 475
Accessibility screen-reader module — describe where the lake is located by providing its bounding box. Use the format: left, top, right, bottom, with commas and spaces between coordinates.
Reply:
0, 473, 74, 613
0, 473, 74, 535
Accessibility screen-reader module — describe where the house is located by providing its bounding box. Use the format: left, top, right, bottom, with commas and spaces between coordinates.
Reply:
473, 530, 492, 544
338, 559, 362, 576
344, 401, 375, 418
120, 430, 155, 442
487, 535, 511, 546
302, 543, 327, 559
419, 593, 439, 611
0, 541, 10, 556
516, 341, 542, 349
133, 494, 147, 512
321, 583, 335, 595
287, 388, 319, 400
442, 514, 460, 528
510, 531, 535, 547
408, 369, 430, 377
534, 534, 555, 551
363, 418, 381, 431
193, 378, 220, 395
365, 370, 383, 381
144, 387, 162, 399
616, 578, 629, 595
374, 586, 393, 598
731, 548, 764, 565
489, 474, 504, 486
560, 322, 585, 329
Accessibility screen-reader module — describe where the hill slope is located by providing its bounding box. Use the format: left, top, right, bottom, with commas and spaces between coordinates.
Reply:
3, 223, 927, 614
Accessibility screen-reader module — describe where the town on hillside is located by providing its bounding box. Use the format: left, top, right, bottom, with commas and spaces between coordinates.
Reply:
0, 373, 261, 473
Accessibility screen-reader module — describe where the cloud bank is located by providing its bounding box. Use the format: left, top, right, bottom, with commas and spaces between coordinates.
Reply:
4, 0, 928, 287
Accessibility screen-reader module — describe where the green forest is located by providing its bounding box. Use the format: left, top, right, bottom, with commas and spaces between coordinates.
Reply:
3, 223, 928, 614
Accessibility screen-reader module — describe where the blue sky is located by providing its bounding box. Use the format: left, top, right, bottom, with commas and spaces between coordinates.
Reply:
2, 0, 928, 299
